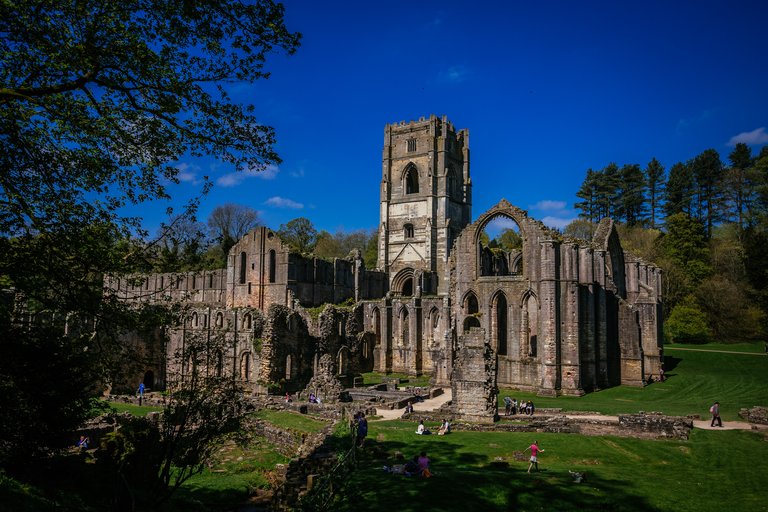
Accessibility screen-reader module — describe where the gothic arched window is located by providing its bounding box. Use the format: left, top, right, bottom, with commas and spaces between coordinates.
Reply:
404, 166, 419, 194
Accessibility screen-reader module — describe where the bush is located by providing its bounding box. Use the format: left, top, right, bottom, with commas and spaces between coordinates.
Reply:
665, 296, 711, 343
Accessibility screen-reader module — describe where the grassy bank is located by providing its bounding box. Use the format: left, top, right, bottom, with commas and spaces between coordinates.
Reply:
339, 423, 767, 512
498, 344, 768, 419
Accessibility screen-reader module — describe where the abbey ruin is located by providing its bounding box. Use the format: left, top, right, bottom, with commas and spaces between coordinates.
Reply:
107, 115, 663, 417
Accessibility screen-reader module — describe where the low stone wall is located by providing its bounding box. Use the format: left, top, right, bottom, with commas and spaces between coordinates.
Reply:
616, 414, 694, 440
248, 419, 306, 457
271, 422, 348, 511
456, 416, 574, 434
73, 412, 135, 448
107, 392, 167, 407
352, 386, 442, 411
739, 406, 768, 425
394, 411, 692, 440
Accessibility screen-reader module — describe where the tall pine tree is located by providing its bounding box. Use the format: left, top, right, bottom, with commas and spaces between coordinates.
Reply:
645, 158, 666, 229
691, 149, 724, 239
664, 161, 695, 218
618, 163, 647, 226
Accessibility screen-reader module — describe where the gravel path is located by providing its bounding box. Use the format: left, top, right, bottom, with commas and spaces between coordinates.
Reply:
370, 388, 763, 431
665, 346, 767, 356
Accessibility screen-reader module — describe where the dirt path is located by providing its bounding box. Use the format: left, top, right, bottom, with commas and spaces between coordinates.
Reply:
665, 346, 767, 356
370, 390, 762, 431
372, 388, 453, 421
563, 413, 760, 431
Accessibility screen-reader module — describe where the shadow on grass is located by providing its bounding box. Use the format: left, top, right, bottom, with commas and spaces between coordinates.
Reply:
664, 355, 682, 373
339, 438, 660, 512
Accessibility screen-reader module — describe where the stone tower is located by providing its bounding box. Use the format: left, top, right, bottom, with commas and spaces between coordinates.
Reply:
377, 115, 471, 296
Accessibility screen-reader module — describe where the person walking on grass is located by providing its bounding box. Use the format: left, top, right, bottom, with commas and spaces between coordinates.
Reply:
710, 401, 722, 427
525, 440, 544, 473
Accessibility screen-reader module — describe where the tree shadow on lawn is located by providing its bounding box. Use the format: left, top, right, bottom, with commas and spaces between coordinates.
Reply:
347, 438, 659, 512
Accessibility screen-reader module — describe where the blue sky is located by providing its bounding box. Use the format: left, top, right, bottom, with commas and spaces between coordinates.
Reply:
147, 0, 768, 236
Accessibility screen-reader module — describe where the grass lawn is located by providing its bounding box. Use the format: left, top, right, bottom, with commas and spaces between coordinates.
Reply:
169, 409, 330, 510
498, 344, 768, 420
339, 422, 768, 512
171, 439, 289, 510
253, 409, 329, 433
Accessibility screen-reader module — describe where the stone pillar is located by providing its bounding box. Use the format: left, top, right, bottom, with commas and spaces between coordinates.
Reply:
594, 250, 609, 388
539, 240, 559, 396
450, 328, 497, 423
560, 243, 583, 396
579, 247, 597, 390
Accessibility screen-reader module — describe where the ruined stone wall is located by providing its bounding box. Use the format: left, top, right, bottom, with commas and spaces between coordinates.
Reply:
165, 306, 262, 392
362, 295, 446, 378
105, 269, 227, 306
451, 328, 497, 423
257, 304, 315, 394
227, 226, 293, 309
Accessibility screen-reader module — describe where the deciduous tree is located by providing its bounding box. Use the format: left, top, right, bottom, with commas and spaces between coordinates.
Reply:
278, 217, 318, 254
0, 0, 300, 467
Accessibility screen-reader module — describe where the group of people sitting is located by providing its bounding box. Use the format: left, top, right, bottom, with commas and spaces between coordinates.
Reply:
503, 397, 535, 416
415, 419, 450, 436
384, 451, 432, 478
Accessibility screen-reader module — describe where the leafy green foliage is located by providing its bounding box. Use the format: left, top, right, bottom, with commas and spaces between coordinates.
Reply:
278, 217, 318, 254
665, 296, 711, 343
0, 0, 300, 492
563, 218, 596, 240
313, 228, 377, 263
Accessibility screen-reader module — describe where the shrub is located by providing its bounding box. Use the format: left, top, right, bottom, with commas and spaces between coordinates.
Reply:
665, 296, 710, 343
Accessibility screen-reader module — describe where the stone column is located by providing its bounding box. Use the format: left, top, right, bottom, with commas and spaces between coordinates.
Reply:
450, 328, 497, 423
560, 243, 583, 396
594, 250, 609, 388
539, 240, 559, 396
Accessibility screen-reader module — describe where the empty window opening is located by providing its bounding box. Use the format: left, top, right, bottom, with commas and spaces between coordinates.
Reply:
494, 294, 508, 355
405, 167, 419, 194
239, 252, 247, 284
401, 309, 410, 346
479, 215, 523, 277
269, 250, 276, 283
402, 278, 413, 297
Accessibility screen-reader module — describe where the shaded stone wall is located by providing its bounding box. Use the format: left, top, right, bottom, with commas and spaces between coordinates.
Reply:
451, 328, 497, 423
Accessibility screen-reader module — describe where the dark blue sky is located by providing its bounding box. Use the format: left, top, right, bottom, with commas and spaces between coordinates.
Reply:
147, 0, 768, 235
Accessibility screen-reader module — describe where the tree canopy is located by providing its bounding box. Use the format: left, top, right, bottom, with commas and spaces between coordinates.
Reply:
0, 0, 300, 470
